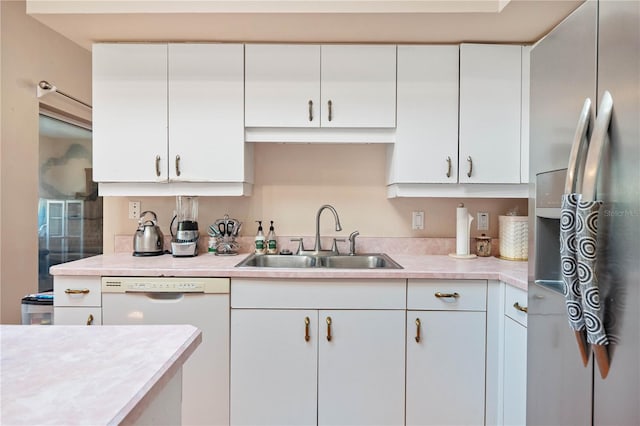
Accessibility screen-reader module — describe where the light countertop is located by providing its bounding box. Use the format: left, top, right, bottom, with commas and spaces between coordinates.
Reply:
1, 324, 201, 425
50, 253, 528, 290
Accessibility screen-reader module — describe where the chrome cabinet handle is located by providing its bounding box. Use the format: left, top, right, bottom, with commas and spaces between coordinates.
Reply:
328, 100, 333, 122
466, 156, 473, 178
155, 155, 161, 177
415, 318, 421, 343
582, 91, 613, 202
446, 156, 452, 178
564, 98, 593, 194
65, 288, 90, 295
326, 316, 332, 341
513, 302, 528, 314
435, 292, 460, 299
86, 314, 94, 326
308, 100, 313, 122
304, 316, 311, 342
175, 155, 181, 177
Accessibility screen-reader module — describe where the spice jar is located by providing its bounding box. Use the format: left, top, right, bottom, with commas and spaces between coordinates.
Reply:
475, 234, 492, 257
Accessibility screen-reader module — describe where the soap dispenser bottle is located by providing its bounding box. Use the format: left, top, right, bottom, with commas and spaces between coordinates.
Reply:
255, 221, 266, 255
267, 221, 277, 255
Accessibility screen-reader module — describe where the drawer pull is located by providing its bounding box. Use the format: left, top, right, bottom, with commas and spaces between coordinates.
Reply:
434, 292, 460, 299
65, 288, 90, 295
326, 316, 332, 342
86, 314, 94, 326
304, 316, 311, 342
415, 318, 421, 343
513, 302, 528, 313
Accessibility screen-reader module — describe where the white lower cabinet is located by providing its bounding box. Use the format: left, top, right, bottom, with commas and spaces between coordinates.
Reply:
230, 309, 318, 426
53, 276, 101, 325
230, 278, 406, 426
406, 279, 488, 426
318, 309, 406, 426
502, 285, 528, 426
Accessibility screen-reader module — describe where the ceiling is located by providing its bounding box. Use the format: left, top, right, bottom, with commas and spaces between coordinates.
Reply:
27, 0, 584, 51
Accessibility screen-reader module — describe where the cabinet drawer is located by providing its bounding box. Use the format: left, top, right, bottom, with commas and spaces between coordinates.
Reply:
407, 279, 487, 311
504, 285, 528, 327
54, 307, 102, 325
54, 276, 101, 307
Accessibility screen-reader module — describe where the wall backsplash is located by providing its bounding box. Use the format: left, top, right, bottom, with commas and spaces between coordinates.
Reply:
103, 143, 527, 254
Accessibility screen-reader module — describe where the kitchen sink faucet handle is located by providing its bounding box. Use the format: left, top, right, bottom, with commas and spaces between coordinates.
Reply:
331, 238, 346, 255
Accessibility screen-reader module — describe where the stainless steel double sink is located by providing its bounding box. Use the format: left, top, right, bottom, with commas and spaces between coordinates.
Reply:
235, 253, 403, 269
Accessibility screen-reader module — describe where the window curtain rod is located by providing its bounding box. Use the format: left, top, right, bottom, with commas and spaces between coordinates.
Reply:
37, 80, 92, 109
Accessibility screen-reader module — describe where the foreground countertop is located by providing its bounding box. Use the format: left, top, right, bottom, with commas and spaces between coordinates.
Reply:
51, 253, 528, 290
1, 324, 201, 425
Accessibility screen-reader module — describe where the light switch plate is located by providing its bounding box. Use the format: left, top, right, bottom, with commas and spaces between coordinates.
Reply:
477, 212, 489, 231
412, 211, 424, 230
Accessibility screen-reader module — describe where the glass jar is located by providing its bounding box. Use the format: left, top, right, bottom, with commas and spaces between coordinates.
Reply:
475, 234, 492, 257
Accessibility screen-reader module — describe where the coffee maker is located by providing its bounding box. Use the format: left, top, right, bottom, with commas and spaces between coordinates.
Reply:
170, 196, 199, 257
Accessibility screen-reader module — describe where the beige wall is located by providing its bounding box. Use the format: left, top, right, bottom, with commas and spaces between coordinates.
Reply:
0, 0, 91, 323
104, 143, 527, 253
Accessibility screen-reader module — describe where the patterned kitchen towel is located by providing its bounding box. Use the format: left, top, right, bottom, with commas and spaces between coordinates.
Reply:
560, 193, 585, 331
576, 198, 609, 346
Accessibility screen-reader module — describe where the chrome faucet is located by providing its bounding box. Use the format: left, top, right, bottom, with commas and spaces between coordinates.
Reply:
292, 204, 343, 255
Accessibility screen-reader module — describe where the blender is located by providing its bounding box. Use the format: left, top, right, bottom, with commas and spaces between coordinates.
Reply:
170, 196, 199, 257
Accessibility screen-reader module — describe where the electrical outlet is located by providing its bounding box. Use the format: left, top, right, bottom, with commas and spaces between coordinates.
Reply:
128, 201, 140, 219
412, 211, 424, 230
477, 212, 489, 231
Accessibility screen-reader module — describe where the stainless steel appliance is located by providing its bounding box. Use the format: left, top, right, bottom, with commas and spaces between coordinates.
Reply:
101, 277, 230, 426
132, 210, 164, 256
171, 195, 199, 257
528, 0, 640, 424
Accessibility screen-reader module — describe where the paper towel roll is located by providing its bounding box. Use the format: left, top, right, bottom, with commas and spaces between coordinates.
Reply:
456, 205, 474, 255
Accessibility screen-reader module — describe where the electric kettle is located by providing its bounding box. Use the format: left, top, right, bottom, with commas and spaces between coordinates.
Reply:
133, 211, 165, 256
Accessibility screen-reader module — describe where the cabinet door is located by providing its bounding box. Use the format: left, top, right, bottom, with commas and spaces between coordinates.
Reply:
459, 44, 522, 183
407, 310, 486, 426
318, 310, 405, 426
93, 44, 168, 182
168, 44, 245, 181
245, 44, 320, 128
320, 45, 397, 128
503, 317, 527, 426
391, 45, 459, 184
230, 309, 318, 426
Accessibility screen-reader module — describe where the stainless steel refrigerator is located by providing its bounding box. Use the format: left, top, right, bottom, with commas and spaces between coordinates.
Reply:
527, 0, 640, 424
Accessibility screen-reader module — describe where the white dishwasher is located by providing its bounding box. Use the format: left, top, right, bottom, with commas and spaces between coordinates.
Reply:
101, 276, 229, 426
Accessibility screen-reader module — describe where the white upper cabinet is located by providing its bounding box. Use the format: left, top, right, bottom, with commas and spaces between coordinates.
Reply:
245, 44, 321, 128
320, 45, 397, 128
168, 44, 246, 182
93, 43, 251, 195
459, 44, 522, 183
93, 44, 168, 183
245, 44, 396, 129
388, 45, 459, 185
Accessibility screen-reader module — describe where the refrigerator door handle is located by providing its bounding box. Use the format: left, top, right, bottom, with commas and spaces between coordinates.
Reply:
582, 91, 614, 202
564, 98, 593, 194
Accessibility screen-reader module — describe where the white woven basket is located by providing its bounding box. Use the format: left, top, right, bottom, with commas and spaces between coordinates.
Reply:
498, 215, 528, 261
